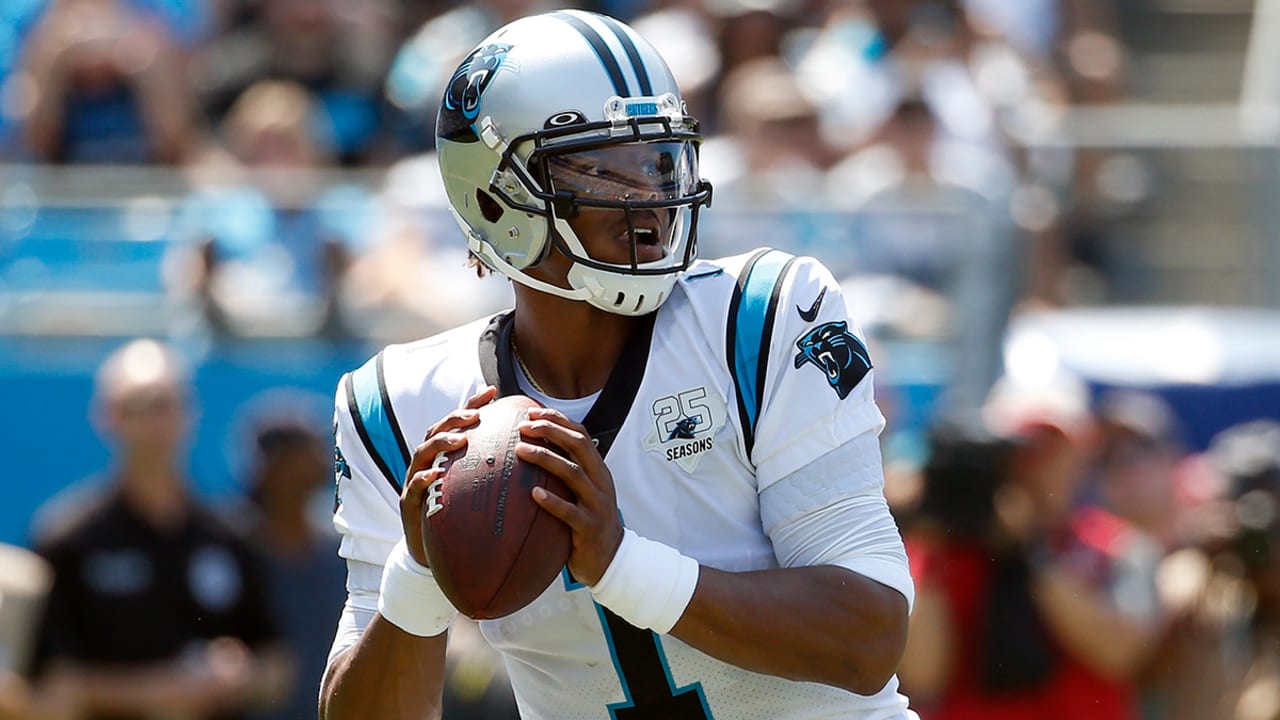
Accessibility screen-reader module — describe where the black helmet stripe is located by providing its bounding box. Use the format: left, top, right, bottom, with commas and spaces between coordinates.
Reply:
597, 14, 653, 96
553, 11, 631, 97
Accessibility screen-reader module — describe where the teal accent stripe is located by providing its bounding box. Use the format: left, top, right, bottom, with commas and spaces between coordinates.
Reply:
561, 566, 585, 591
732, 250, 793, 440
349, 353, 410, 489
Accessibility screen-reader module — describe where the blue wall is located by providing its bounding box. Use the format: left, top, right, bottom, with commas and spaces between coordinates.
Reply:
0, 336, 372, 547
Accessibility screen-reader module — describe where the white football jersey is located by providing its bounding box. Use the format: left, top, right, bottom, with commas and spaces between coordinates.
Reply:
332, 248, 911, 719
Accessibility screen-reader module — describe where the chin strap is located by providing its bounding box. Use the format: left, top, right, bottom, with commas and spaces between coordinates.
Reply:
449, 206, 593, 302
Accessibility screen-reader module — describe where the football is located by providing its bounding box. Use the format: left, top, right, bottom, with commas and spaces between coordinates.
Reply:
420, 394, 572, 619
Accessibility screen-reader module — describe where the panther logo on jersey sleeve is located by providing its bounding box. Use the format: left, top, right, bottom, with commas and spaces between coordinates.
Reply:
333, 445, 351, 510
793, 321, 872, 400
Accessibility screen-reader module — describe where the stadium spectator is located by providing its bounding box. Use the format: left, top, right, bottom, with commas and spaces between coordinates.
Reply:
962, 0, 1137, 307
231, 403, 346, 720
192, 0, 396, 165
16, 0, 197, 163
29, 338, 292, 720
1212, 421, 1280, 720
0, 0, 49, 158
1141, 420, 1280, 720
228, 393, 521, 720
795, 0, 993, 154
1091, 390, 1187, 548
710, 0, 795, 101
168, 80, 376, 338
334, 149, 516, 342
996, 383, 1163, 720
824, 90, 1015, 410
696, 53, 876, 271
701, 56, 832, 211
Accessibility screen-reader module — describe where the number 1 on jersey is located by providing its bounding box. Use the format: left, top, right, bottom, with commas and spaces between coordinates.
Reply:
595, 604, 713, 719
562, 569, 713, 718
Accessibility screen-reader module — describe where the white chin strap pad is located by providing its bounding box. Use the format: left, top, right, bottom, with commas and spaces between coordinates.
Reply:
553, 216, 681, 316
457, 207, 683, 316
568, 262, 677, 316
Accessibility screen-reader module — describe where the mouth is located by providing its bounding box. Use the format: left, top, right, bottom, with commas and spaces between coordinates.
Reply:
631, 226, 661, 247
614, 213, 665, 249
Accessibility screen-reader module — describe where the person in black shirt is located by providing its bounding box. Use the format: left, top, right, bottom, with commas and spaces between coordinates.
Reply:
31, 338, 291, 720
234, 406, 348, 720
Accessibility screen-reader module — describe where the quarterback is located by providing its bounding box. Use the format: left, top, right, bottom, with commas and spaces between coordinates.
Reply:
320, 10, 914, 720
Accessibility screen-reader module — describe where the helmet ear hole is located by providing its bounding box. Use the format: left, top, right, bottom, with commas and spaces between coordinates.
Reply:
476, 189, 504, 223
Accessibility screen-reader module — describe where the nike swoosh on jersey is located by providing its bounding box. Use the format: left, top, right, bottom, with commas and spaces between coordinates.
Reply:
684, 268, 724, 282
797, 286, 827, 322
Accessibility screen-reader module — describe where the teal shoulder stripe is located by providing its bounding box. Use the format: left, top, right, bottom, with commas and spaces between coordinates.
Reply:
349, 352, 411, 490
727, 249, 794, 454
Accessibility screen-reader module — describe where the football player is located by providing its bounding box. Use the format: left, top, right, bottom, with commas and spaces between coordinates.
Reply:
320, 11, 915, 719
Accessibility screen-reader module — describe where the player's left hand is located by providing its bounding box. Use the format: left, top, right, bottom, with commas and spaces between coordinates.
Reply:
517, 408, 623, 586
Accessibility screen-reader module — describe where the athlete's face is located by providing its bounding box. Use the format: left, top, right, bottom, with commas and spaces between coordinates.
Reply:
524, 205, 674, 293
543, 141, 695, 266
562, 206, 672, 265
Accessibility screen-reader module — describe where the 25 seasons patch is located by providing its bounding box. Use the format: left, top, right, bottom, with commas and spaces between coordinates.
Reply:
641, 386, 728, 472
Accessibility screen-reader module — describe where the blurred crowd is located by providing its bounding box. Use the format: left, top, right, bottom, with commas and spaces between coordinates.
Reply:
885, 376, 1280, 720
6, 338, 1280, 720
1, 0, 1148, 350
8, 2, 1262, 720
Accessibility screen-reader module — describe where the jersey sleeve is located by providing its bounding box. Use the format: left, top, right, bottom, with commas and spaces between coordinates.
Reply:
731, 252, 885, 491
332, 368, 408, 567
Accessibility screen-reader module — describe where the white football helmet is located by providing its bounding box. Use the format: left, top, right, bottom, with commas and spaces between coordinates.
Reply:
436, 10, 713, 316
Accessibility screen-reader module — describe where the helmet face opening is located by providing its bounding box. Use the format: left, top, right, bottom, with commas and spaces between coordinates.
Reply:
493, 113, 712, 277
543, 141, 699, 270
436, 11, 715, 316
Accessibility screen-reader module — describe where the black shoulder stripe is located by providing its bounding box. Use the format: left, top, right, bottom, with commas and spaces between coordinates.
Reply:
343, 372, 401, 495
756, 255, 798, 420
376, 351, 412, 470
597, 14, 653, 96
553, 11, 631, 97
725, 249, 771, 454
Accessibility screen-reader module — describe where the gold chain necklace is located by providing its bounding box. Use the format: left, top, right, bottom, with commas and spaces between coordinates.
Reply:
511, 334, 551, 396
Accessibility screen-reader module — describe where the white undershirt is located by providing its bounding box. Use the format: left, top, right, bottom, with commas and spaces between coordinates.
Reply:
513, 352, 601, 423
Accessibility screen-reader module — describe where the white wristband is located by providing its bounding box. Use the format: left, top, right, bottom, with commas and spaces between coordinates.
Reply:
377, 537, 457, 637
588, 528, 700, 634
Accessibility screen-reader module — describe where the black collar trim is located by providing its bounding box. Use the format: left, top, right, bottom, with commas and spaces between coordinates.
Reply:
476, 311, 656, 457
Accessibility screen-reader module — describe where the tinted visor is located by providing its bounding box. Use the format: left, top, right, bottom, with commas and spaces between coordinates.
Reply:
544, 142, 697, 203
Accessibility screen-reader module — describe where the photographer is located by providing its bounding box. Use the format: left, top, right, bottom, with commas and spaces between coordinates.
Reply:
900, 411, 1163, 720
1149, 420, 1280, 720
899, 420, 1059, 717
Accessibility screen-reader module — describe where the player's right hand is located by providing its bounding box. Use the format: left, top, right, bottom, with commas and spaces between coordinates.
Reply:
399, 386, 497, 566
